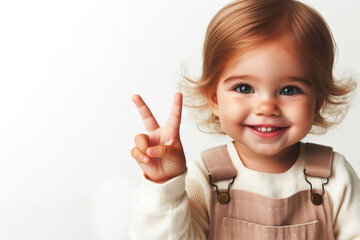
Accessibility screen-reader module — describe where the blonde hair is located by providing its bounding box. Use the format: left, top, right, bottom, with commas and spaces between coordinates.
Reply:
180, 0, 356, 134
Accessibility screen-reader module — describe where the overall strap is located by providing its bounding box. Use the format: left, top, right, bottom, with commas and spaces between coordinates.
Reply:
305, 143, 334, 178
202, 145, 237, 182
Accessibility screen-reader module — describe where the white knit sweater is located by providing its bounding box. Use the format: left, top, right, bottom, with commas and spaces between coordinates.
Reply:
129, 142, 360, 239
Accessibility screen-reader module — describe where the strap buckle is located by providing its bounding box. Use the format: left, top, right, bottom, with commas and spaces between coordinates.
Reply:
304, 169, 329, 205
209, 174, 235, 204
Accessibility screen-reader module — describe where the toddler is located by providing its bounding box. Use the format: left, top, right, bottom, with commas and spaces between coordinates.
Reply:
130, 0, 360, 239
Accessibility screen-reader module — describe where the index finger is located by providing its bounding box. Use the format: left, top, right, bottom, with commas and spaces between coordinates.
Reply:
132, 94, 160, 132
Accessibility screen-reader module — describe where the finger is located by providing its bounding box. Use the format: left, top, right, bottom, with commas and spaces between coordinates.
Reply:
166, 92, 183, 131
134, 134, 150, 153
132, 94, 160, 132
131, 146, 150, 163
146, 144, 182, 161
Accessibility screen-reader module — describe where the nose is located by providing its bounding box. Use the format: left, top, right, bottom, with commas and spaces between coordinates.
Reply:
253, 101, 281, 116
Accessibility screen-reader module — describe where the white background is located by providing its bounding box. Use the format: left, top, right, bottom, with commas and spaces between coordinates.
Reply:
0, 0, 359, 239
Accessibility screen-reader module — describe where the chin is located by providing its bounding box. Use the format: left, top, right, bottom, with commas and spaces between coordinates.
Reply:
253, 145, 284, 156
252, 140, 294, 155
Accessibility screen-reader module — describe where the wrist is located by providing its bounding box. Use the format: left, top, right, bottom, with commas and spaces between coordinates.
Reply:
144, 174, 170, 184
144, 167, 187, 184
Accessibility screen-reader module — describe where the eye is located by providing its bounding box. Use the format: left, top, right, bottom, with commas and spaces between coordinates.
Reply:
280, 86, 302, 96
234, 84, 254, 94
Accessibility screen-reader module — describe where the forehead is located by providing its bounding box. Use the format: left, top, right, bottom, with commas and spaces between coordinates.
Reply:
220, 41, 310, 83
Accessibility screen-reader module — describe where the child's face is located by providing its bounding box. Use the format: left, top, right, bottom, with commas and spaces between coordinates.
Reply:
208, 41, 319, 158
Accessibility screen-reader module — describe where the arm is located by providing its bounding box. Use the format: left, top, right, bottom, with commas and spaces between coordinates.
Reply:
129, 93, 210, 239
329, 153, 360, 240
129, 165, 210, 240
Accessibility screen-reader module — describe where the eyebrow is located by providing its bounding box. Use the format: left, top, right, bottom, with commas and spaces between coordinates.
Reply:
223, 75, 255, 84
287, 76, 312, 86
223, 75, 311, 86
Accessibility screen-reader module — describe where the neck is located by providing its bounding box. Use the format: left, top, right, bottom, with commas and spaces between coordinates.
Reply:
234, 142, 300, 173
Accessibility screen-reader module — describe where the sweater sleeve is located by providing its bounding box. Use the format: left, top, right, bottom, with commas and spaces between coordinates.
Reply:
129, 160, 211, 240
328, 153, 360, 240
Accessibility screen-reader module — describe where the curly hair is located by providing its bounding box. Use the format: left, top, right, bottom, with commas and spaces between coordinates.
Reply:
180, 0, 357, 134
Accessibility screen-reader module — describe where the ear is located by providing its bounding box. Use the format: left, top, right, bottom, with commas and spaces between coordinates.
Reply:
206, 91, 219, 117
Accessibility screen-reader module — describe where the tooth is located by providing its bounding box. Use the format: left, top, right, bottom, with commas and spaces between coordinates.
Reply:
261, 127, 266, 132
267, 127, 272, 132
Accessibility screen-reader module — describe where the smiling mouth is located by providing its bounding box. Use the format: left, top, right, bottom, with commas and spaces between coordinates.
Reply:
252, 126, 281, 133
246, 125, 288, 138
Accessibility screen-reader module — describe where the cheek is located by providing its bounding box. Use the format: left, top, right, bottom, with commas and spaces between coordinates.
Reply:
218, 97, 249, 122
285, 99, 316, 127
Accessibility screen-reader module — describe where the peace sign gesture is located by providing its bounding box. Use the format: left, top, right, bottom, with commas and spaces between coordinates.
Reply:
131, 93, 186, 183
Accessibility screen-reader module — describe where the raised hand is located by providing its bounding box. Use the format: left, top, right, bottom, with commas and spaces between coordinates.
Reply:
131, 93, 186, 183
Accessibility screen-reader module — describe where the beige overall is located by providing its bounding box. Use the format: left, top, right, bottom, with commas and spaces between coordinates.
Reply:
202, 143, 335, 240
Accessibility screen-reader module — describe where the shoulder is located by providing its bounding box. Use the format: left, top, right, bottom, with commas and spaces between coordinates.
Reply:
327, 151, 360, 233
331, 151, 360, 185
304, 142, 358, 184
326, 151, 360, 211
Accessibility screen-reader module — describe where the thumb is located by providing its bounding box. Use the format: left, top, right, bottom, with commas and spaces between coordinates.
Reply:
146, 143, 183, 161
